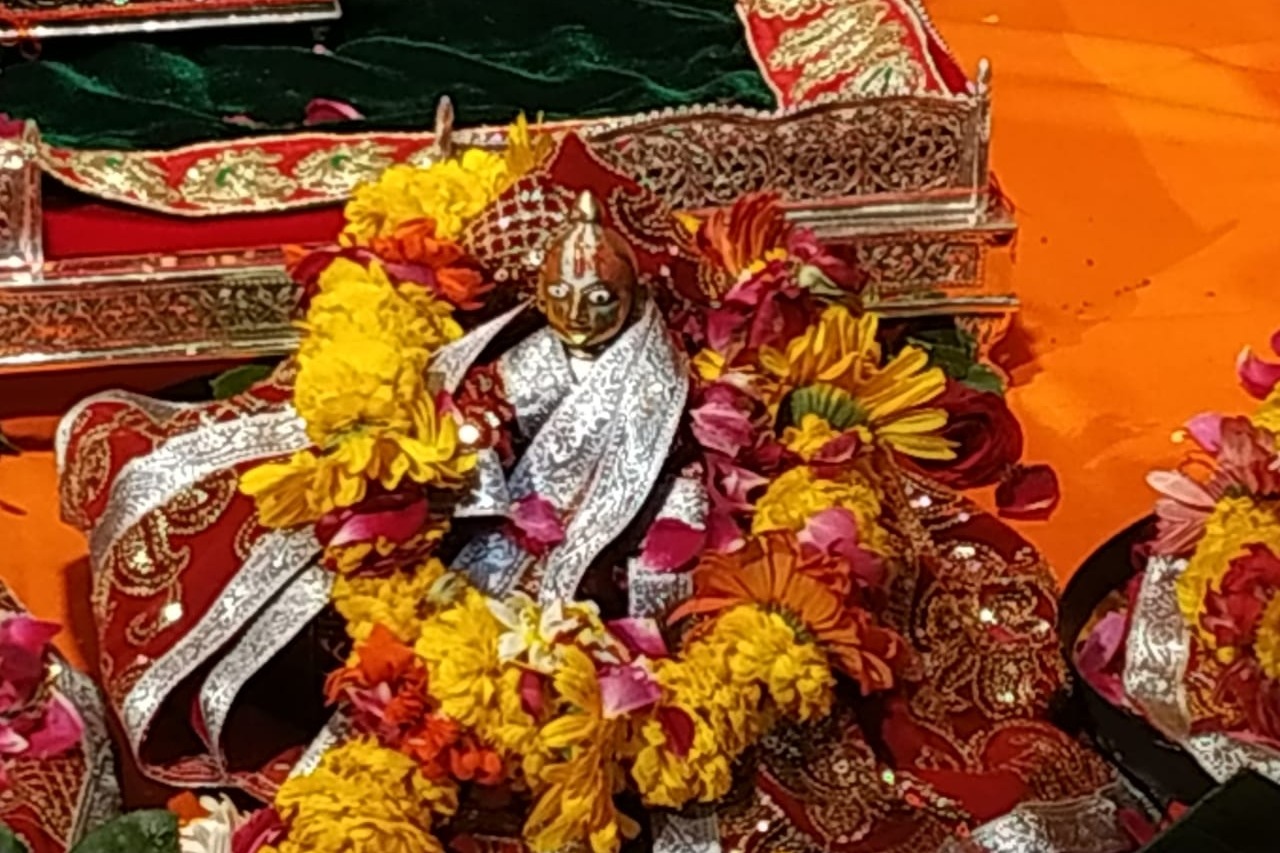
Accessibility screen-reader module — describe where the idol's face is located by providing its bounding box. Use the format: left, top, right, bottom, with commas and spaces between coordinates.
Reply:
537, 272, 635, 350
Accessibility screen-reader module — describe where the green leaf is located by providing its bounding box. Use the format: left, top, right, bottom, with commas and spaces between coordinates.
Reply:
210, 364, 274, 400
70, 811, 178, 853
907, 325, 1004, 395
0, 825, 30, 853
960, 363, 1006, 395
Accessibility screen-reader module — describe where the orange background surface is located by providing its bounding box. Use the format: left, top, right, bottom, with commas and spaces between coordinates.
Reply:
2, 0, 1279, 667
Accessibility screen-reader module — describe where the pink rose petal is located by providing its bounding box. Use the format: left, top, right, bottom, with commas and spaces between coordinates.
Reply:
518, 670, 547, 718
996, 464, 1061, 521
606, 618, 668, 659
640, 518, 706, 573
705, 510, 745, 553
510, 494, 565, 556
0, 724, 28, 755
1146, 470, 1215, 509
23, 694, 84, 758
1185, 412, 1224, 453
690, 385, 757, 458
1075, 611, 1129, 707
809, 431, 861, 467
705, 454, 769, 512
799, 506, 858, 553
0, 115, 25, 139
598, 664, 661, 719
1237, 345, 1280, 399
304, 98, 365, 126
798, 508, 884, 588
327, 498, 428, 548
222, 114, 269, 129
0, 615, 60, 656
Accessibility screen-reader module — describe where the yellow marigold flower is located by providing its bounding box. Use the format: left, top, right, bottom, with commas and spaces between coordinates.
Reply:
416, 588, 505, 731
343, 165, 422, 241
633, 648, 752, 806
324, 522, 447, 577
631, 603, 834, 810
342, 112, 547, 243
712, 606, 835, 722
1177, 495, 1280, 639
752, 465, 890, 554
332, 558, 446, 643
332, 398, 475, 488
304, 259, 461, 355
294, 335, 429, 445
494, 666, 543, 763
629, 710, 731, 808
343, 150, 510, 242
265, 737, 456, 853
761, 306, 952, 460
240, 450, 333, 529
526, 646, 634, 853
1255, 594, 1280, 680
781, 413, 843, 460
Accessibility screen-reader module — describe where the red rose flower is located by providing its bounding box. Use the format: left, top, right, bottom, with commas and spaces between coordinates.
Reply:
912, 380, 1023, 489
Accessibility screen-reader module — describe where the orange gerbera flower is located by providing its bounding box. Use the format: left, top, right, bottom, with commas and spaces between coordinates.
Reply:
366, 218, 491, 310
695, 192, 790, 283
670, 532, 908, 693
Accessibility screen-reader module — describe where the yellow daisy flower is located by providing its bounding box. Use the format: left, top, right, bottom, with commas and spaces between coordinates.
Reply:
761, 305, 953, 460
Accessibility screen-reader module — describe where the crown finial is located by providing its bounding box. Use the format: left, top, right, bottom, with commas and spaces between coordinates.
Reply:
572, 191, 601, 225
434, 96, 455, 159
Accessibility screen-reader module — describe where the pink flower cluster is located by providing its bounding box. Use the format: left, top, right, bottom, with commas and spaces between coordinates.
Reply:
0, 615, 84, 788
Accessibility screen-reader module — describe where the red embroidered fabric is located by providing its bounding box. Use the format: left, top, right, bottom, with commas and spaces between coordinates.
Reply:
717, 474, 1115, 851
737, 0, 970, 106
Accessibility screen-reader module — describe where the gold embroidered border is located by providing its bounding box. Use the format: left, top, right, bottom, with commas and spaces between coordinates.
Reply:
33, 92, 983, 218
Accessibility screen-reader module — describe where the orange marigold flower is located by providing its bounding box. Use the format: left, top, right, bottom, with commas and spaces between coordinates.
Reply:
366, 219, 492, 310
167, 791, 209, 824
670, 531, 909, 693
326, 622, 421, 702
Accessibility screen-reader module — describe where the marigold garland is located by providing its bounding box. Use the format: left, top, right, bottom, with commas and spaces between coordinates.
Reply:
262, 737, 457, 853
242, 136, 929, 853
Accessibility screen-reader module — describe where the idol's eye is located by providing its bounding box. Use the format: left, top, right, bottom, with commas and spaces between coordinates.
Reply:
547, 283, 570, 300
587, 289, 615, 306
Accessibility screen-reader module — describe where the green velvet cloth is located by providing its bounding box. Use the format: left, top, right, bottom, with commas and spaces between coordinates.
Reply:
0, 0, 774, 149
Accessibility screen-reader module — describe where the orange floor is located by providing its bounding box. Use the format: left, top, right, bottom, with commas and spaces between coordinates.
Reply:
3, 0, 1280, 666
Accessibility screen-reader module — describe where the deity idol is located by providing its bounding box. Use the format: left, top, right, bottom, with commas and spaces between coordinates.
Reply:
443, 189, 700, 620
58, 128, 1136, 853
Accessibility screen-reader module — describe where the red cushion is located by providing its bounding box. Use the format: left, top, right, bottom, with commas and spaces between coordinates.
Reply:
42, 192, 343, 261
